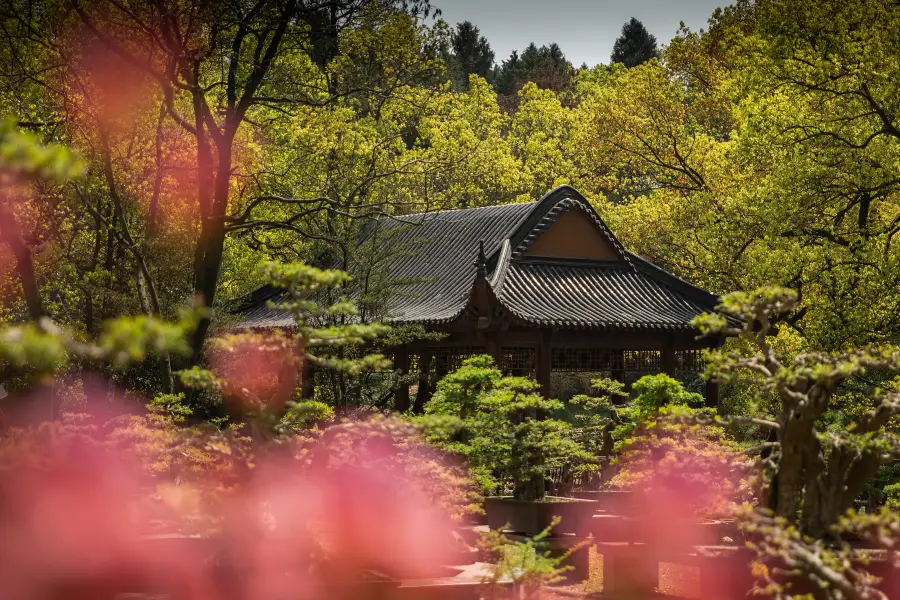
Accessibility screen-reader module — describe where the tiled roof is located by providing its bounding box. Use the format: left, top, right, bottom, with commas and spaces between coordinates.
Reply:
377, 201, 535, 323
497, 257, 716, 330
235, 186, 722, 331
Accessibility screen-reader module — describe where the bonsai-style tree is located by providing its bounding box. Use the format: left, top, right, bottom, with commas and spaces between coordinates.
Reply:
695, 287, 900, 536
567, 377, 626, 458
183, 260, 391, 435
613, 374, 706, 447
565, 378, 625, 489
418, 355, 591, 501
694, 287, 900, 599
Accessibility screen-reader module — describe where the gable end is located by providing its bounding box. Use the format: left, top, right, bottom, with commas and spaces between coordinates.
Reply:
510, 191, 631, 267
525, 209, 621, 260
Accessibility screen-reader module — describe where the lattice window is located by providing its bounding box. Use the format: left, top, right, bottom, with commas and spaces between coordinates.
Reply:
499, 347, 536, 378
410, 346, 486, 376
623, 350, 661, 372
675, 349, 705, 373
551, 348, 620, 372
551, 348, 664, 374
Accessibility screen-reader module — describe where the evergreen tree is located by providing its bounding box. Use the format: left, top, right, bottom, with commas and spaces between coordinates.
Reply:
610, 17, 659, 67
495, 42, 572, 95
449, 21, 494, 89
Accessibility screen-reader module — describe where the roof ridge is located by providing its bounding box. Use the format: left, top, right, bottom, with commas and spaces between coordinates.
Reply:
516, 256, 629, 268
489, 238, 512, 292
402, 200, 536, 218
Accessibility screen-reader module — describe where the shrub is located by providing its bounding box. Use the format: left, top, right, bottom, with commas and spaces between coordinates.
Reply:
417, 355, 593, 500
609, 374, 750, 517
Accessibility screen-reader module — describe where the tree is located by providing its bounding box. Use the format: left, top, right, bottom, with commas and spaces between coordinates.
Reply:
494, 43, 572, 97
417, 355, 591, 500
695, 287, 900, 536
0, 120, 83, 322
570, 0, 900, 351
449, 21, 494, 89
610, 17, 659, 68
0, 0, 447, 382
607, 375, 748, 517
508, 82, 574, 197
183, 260, 391, 427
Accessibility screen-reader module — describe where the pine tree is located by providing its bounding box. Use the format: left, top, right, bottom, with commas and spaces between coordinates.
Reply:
494, 42, 572, 95
449, 21, 495, 89
610, 17, 659, 68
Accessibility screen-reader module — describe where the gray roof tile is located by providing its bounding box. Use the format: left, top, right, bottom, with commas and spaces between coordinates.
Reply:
235, 186, 722, 331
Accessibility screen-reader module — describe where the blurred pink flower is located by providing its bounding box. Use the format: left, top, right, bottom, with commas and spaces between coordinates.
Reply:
0, 441, 213, 600
208, 332, 300, 414
0, 396, 460, 599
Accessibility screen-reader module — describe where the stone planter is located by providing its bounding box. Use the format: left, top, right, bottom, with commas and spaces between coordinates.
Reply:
317, 570, 401, 600
571, 489, 634, 514
484, 496, 598, 535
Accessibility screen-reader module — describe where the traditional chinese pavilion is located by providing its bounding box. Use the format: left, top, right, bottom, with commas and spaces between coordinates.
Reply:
237, 186, 724, 410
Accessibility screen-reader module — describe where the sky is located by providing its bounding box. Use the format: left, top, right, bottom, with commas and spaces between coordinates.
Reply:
430, 0, 725, 68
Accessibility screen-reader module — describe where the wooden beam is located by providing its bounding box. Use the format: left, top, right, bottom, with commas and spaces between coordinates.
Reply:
401, 328, 716, 352
610, 349, 625, 384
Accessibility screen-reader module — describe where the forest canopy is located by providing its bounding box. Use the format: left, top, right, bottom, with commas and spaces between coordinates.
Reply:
1, 0, 897, 366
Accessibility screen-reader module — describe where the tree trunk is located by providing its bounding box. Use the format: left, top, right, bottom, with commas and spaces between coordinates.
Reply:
188, 134, 233, 362
774, 413, 819, 521
802, 448, 883, 537
0, 206, 45, 320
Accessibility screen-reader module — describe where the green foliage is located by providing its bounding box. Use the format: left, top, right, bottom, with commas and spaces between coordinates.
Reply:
0, 322, 67, 376
0, 118, 83, 182
96, 311, 199, 369
567, 377, 624, 457
478, 517, 585, 599
423, 354, 500, 418
0, 311, 199, 383
739, 505, 900, 600
612, 374, 707, 453
149, 393, 193, 425
418, 355, 593, 500
257, 261, 390, 368
184, 261, 389, 427
279, 400, 335, 435
883, 482, 900, 510
494, 43, 572, 95
608, 376, 747, 516
631, 373, 706, 413
447, 21, 494, 89
699, 286, 900, 535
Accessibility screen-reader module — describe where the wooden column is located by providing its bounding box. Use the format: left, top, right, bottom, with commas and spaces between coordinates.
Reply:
705, 379, 720, 410
393, 345, 410, 413
610, 349, 625, 384
412, 351, 432, 414
537, 330, 552, 398
486, 335, 503, 371
661, 340, 676, 377
300, 358, 315, 399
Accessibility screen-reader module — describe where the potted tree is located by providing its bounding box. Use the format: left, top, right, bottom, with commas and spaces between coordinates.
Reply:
417, 356, 596, 536
567, 377, 626, 499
